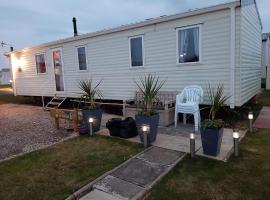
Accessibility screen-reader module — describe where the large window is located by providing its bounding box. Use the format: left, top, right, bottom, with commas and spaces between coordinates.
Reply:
35, 54, 46, 73
177, 25, 200, 64
77, 46, 87, 70
130, 36, 144, 67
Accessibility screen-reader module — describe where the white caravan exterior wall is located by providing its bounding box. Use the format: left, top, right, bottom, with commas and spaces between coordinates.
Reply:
262, 38, 269, 78
239, 0, 262, 104
8, 1, 262, 107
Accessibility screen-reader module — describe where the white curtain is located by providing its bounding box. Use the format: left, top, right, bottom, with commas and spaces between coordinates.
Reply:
178, 27, 199, 63
178, 30, 188, 63
193, 27, 199, 58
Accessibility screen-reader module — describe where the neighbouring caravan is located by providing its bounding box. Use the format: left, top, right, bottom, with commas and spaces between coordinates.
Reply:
262, 33, 270, 78
5, 0, 262, 108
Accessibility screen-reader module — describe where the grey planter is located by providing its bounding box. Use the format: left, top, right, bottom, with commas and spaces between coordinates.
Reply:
135, 114, 159, 145
201, 127, 223, 156
82, 108, 102, 132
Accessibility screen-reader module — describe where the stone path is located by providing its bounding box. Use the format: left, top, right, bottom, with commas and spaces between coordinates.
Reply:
254, 107, 270, 129
79, 147, 186, 200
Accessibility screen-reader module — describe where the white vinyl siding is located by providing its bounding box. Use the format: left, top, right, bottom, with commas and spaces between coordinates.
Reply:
239, 1, 262, 105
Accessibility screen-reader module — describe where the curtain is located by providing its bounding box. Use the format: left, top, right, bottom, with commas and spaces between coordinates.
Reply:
193, 27, 199, 60
178, 27, 199, 63
178, 30, 188, 63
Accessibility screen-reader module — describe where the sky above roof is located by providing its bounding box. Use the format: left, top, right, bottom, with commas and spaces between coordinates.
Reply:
0, 0, 269, 68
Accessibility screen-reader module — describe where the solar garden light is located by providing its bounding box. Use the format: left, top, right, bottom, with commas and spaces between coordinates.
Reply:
142, 125, 150, 148
233, 129, 240, 157
89, 117, 94, 136
248, 111, 254, 133
190, 133, 195, 158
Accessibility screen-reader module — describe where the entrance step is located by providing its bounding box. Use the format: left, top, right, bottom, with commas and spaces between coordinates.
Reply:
44, 96, 67, 111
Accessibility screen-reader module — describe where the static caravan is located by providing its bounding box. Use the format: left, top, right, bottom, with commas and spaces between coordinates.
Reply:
262, 33, 270, 78
6, 0, 262, 109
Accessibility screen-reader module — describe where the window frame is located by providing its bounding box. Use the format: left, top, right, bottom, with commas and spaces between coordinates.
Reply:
35, 53, 47, 75
76, 45, 88, 71
129, 35, 145, 68
176, 24, 202, 66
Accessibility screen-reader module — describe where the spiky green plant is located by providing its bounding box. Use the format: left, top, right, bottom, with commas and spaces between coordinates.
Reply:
78, 79, 103, 109
207, 84, 230, 120
135, 74, 166, 115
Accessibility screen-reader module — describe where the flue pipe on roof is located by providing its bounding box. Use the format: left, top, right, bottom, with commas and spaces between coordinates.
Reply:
72, 17, 78, 37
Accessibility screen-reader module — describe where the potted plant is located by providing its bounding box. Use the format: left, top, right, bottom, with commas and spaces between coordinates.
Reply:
135, 74, 165, 145
201, 84, 230, 156
78, 79, 103, 132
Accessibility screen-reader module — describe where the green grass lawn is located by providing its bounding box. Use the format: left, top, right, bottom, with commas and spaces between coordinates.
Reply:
148, 129, 270, 200
258, 90, 270, 107
0, 135, 142, 200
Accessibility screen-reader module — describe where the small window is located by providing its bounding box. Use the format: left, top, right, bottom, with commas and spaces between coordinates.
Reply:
177, 26, 200, 64
77, 47, 87, 70
130, 36, 143, 67
35, 54, 46, 73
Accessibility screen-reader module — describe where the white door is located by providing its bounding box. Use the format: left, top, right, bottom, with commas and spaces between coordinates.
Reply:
52, 49, 65, 93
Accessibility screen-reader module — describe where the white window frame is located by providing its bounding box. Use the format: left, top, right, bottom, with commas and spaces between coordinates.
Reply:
129, 35, 145, 68
176, 24, 202, 65
76, 45, 88, 71
35, 53, 47, 75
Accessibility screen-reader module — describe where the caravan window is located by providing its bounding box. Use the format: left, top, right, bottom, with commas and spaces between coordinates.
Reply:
35, 54, 46, 73
177, 25, 201, 64
77, 46, 87, 70
130, 36, 144, 67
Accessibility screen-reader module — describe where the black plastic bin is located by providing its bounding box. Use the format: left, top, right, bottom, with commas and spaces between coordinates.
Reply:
106, 117, 138, 138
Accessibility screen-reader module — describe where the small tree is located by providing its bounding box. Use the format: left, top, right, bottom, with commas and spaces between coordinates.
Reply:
78, 79, 103, 109
136, 74, 165, 116
202, 84, 230, 129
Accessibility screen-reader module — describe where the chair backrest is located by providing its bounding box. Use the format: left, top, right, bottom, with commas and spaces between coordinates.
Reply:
179, 85, 203, 103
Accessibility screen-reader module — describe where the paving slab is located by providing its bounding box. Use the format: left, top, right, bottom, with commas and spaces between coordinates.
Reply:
137, 146, 185, 166
111, 158, 166, 187
78, 146, 186, 200
94, 175, 144, 200
80, 189, 122, 200
128, 133, 201, 153
254, 107, 270, 129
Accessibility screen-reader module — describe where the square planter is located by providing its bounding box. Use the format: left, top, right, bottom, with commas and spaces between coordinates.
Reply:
82, 108, 102, 132
135, 114, 159, 145
126, 107, 174, 126
201, 127, 223, 156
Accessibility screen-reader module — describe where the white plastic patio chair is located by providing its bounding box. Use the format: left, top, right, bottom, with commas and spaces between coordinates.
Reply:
174, 85, 203, 132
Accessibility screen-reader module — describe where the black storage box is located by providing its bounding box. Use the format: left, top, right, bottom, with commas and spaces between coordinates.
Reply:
106, 117, 138, 138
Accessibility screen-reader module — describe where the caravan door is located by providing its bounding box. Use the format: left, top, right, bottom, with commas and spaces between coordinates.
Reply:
52, 48, 65, 93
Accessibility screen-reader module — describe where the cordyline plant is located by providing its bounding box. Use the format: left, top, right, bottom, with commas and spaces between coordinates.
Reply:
202, 83, 230, 129
136, 74, 166, 116
77, 79, 103, 109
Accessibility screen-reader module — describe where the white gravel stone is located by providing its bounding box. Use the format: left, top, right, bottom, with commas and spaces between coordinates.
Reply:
0, 104, 77, 161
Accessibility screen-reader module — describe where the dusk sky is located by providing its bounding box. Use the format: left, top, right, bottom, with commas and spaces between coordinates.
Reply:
0, 0, 269, 69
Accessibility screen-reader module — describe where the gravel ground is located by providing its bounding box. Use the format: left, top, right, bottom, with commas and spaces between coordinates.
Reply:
0, 104, 77, 161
